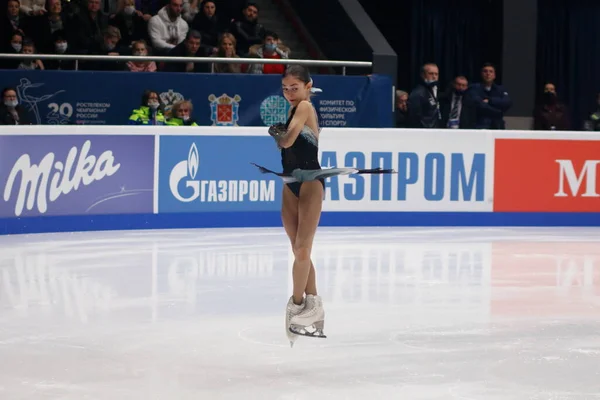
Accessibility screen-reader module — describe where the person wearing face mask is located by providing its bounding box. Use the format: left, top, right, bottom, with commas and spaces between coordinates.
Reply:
83, 26, 124, 71
129, 90, 167, 125
0, 33, 23, 70
166, 100, 199, 126
439, 75, 477, 129
246, 31, 289, 74
533, 83, 570, 131
109, 0, 149, 47
44, 30, 76, 70
408, 63, 442, 129
0, 87, 33, 125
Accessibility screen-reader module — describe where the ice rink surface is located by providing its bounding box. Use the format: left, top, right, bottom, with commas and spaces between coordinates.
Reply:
0, 226, 599, 400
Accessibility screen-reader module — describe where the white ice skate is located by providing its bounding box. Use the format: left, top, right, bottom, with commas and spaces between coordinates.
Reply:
288, 294, 326, 339
286, 296, 305, 347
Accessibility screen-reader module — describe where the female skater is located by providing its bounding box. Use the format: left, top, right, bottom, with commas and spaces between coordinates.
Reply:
253, 65, 395, 345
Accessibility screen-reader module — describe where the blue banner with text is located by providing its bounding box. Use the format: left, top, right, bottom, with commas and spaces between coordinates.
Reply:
0, 70, 392, 127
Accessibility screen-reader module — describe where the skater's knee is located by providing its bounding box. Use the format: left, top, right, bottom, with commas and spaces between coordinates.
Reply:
293, 245, 311, 262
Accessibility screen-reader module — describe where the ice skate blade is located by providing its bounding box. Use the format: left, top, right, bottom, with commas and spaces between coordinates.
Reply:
288, 325, 327, 339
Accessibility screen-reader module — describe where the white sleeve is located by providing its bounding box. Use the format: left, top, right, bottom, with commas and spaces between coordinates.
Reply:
178, 19, 189, 45
148, 17, 174, 50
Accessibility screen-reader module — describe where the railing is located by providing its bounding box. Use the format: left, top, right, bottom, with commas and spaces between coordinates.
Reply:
0, 53, 372, 75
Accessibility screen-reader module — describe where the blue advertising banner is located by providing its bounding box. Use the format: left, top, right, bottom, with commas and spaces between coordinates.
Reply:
158, 135, 283, 212
0, 134, 155, 218
0, 71, 393, 127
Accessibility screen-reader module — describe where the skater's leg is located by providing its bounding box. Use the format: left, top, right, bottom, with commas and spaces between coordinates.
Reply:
292, 180, 323, 304
282, 185, 317, 303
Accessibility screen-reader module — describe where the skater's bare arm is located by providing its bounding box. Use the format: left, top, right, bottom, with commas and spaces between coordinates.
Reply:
278, 101, 311, 149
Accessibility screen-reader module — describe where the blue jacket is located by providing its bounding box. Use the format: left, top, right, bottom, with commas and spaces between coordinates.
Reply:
469, 83, 512, 129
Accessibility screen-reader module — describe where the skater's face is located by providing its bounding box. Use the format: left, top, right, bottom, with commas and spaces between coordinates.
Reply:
282, 76, 310, 106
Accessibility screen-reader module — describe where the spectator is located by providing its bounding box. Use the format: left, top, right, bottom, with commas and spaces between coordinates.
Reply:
164, 30, 210, 73
126, 40, 157, 71
129, 90, 167, 125
408, 63, 441, 128
147, 0, 189, 55
229, 2, 265, 56
0, 87, 33, 125
182, 0, 199, 23
44, 30, 76, 70
190, 0, 224, 50
470, 63, 512, 129
395, 90, 409, 128
533, 83, 570, 131
20, 0, 46, 15
213, 32, 242, 73
109, 0, 150, 47
585, 93, 600, 131
83, 26, 123, 71
439, 76, 477, 129
17, 39, 44, 70
68, 0, 109, 54
166, 99, 199, 126
2, 0, 27, 47
131, 0, 159, 20
246, 31, 289, 74
21, 0, 68, 54
0, 32, 24, 70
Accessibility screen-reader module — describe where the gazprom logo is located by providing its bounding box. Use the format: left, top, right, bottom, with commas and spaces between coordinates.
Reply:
188, 143, 199, 180
169, 143, 276, 203
321, 150, 486, 202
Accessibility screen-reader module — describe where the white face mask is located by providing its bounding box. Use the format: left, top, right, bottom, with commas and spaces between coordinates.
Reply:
11, 43, 22, 52
182, 115, 190, 121
124, 6, 135, 15
148, 101, 159, 109
55, 42, 67, 53
5, 100, 18, 108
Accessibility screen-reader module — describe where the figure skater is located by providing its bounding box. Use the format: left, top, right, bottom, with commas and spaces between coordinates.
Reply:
253, 65, 395, 346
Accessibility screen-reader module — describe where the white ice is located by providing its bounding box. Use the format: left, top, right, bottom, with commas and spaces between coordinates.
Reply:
1, 227, 600, 400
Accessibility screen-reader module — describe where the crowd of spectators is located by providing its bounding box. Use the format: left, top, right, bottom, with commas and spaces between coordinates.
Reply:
396, 62, 599, 131
0, 0, 290, 74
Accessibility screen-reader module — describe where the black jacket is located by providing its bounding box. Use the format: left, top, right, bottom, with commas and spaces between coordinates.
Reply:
439, 88, 477, 129
163, 42, 212, 73
0, 104, 33, 125
408, 81, 441, 129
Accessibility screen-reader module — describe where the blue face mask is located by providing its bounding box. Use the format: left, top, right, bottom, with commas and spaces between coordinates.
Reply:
425, 80, 438, 87
264, 43, 277, 52
455, 89, 466, 96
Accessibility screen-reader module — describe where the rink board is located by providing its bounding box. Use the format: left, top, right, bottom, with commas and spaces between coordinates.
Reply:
0, 126, 599, 234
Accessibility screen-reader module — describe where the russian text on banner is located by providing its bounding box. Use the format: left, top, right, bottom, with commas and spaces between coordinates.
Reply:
494, 139, 600, 212
158, 135, 282, 212
318, 129, 494, 211
0, 135, 155, 218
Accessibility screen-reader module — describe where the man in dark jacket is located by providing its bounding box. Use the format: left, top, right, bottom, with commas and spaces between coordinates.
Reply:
439, 75, 477, 129
408, 63, 442, 129
164, 30, 211, 73
0, 87, 33, 125
470, 63, 512, 129
229, 2, 265, 56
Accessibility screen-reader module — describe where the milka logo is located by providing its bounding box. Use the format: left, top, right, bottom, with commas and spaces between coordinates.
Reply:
3, 140, 121, 216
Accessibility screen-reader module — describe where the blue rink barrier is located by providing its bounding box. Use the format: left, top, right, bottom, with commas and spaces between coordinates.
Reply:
2, 212, 600, 235
0, 70, 393, 127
